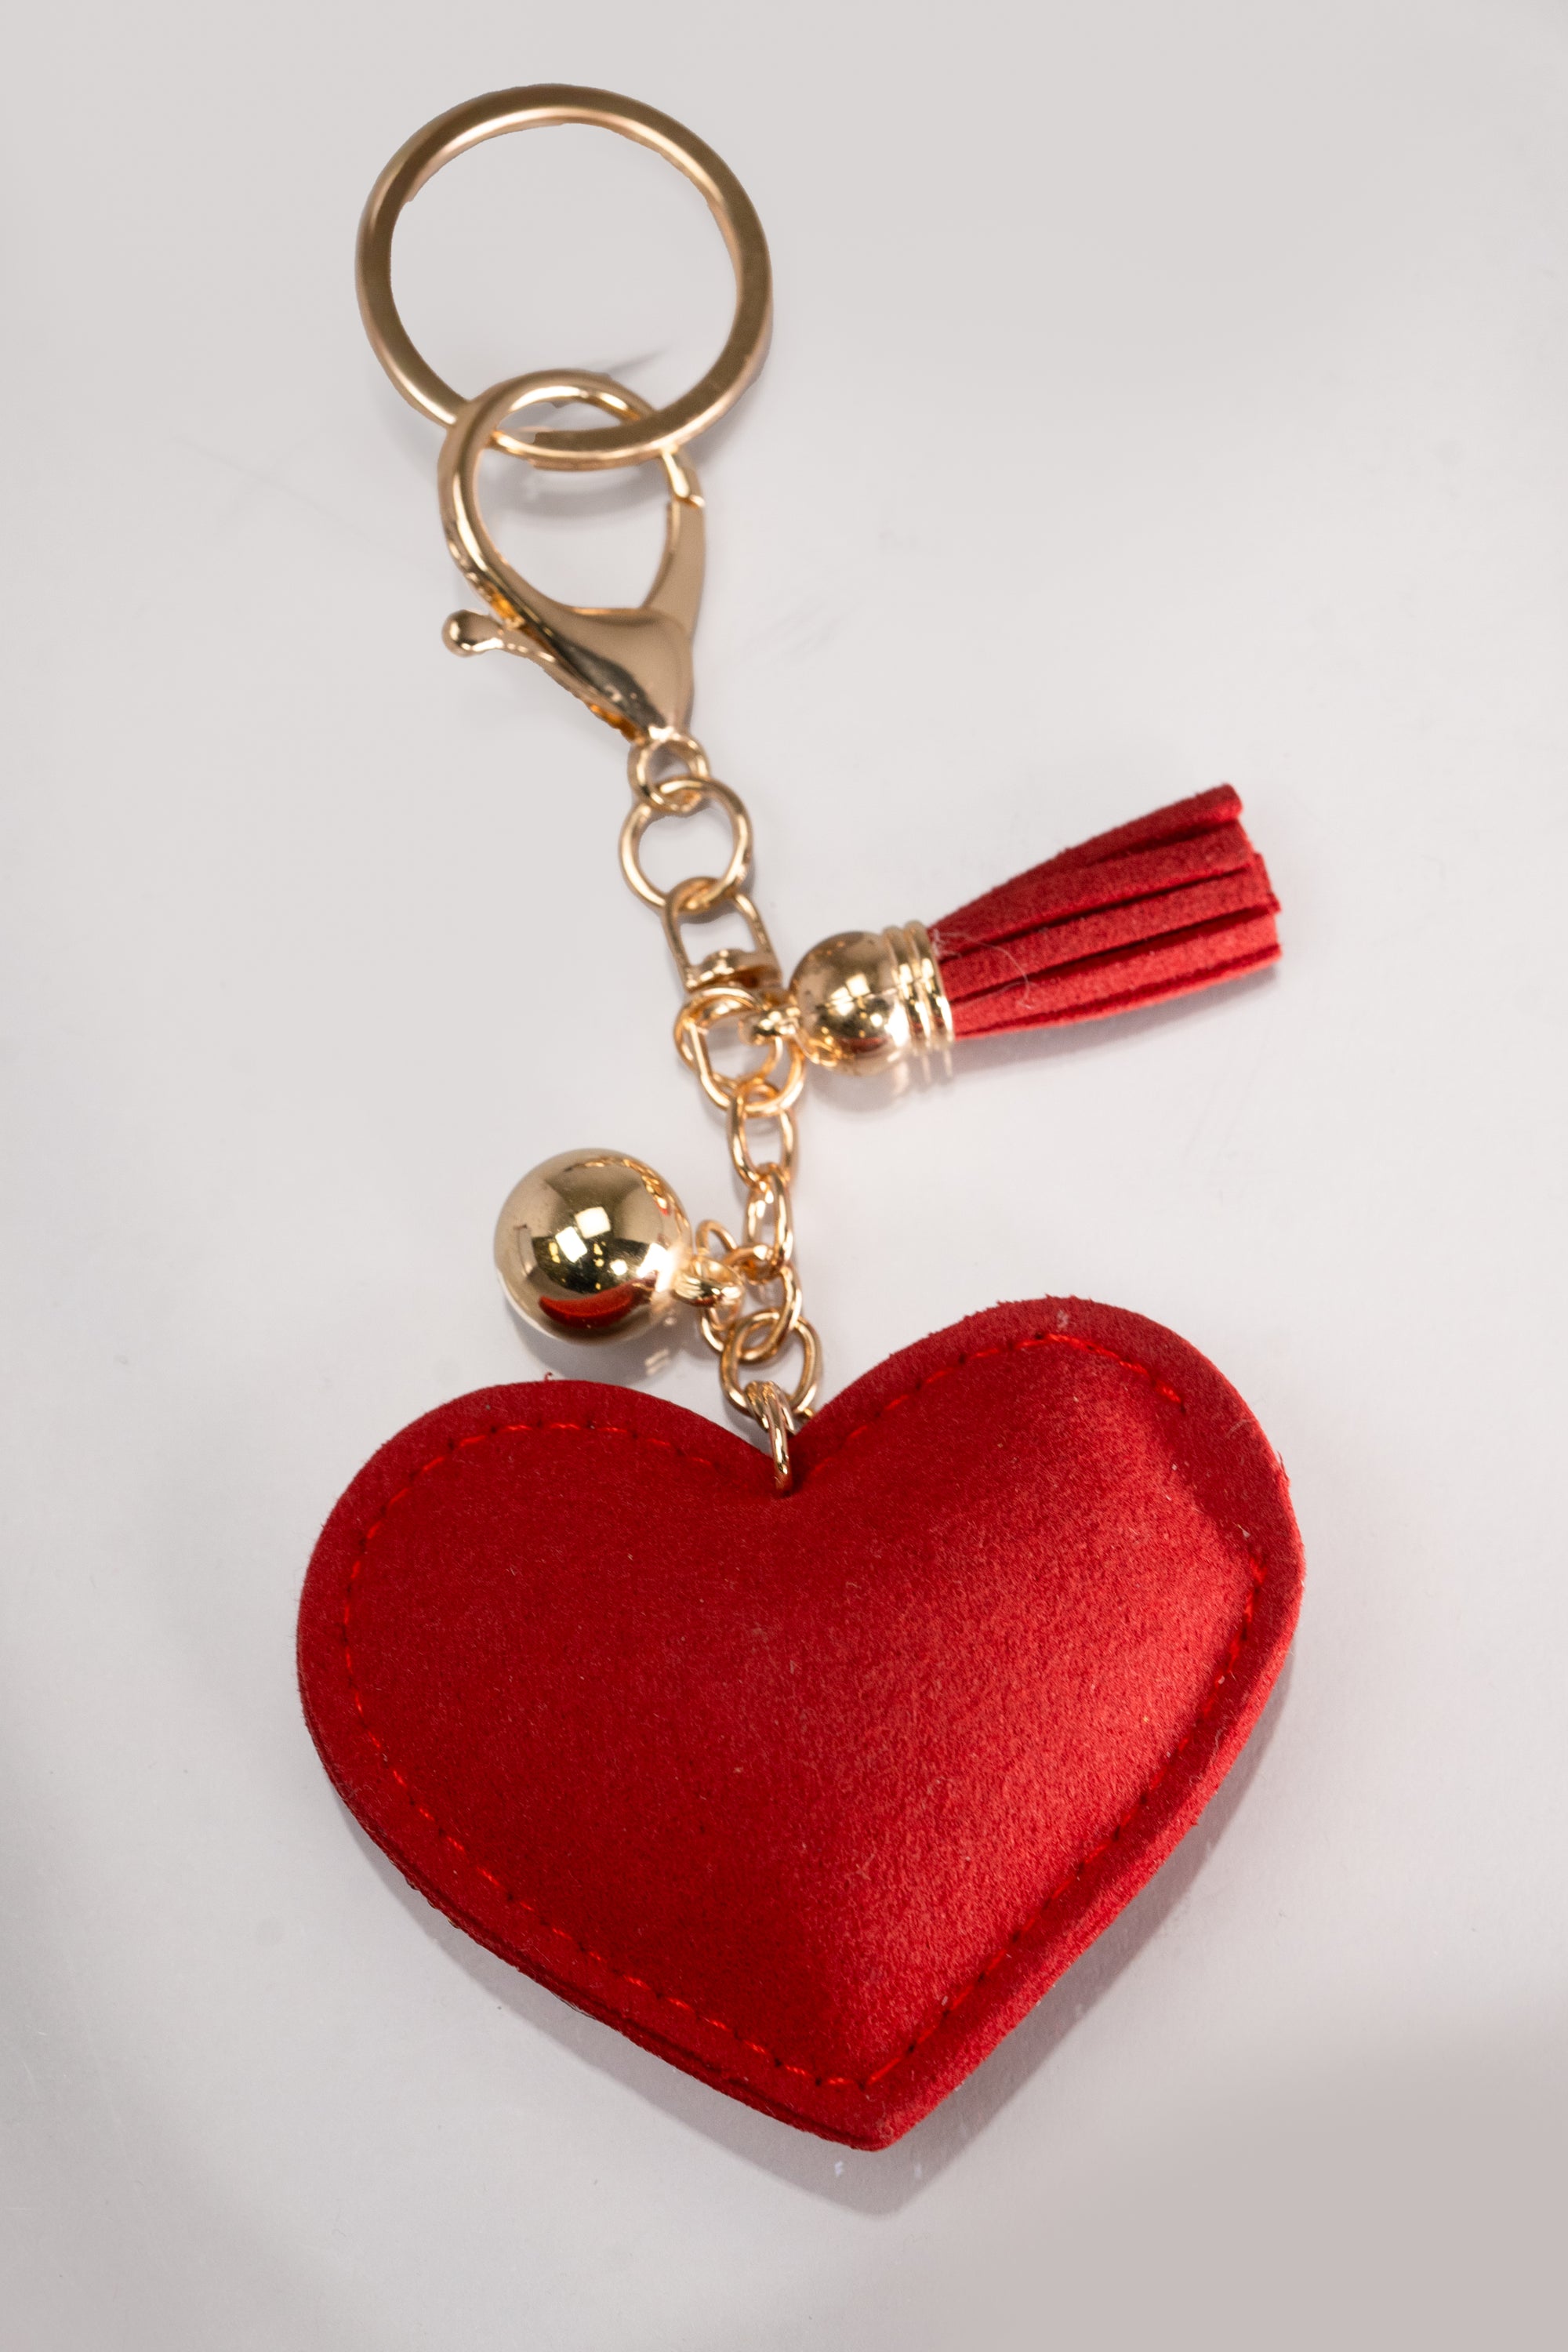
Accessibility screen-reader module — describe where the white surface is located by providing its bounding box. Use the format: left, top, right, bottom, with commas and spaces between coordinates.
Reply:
2, 4, 1565, 2345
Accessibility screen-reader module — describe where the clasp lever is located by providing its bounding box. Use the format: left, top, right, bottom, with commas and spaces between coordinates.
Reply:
438, 371, 704, 740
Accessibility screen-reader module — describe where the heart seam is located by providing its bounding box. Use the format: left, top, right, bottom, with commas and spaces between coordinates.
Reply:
336, 1330, 1265, 2093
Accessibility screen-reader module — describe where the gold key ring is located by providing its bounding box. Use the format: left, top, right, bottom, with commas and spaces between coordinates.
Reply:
358, 84, 772, 470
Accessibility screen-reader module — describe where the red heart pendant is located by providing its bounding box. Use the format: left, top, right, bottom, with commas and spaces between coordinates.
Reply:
298, 1297, 1301, 2147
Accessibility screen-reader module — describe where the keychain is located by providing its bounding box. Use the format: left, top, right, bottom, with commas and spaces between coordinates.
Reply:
298, 88, 1304, 2150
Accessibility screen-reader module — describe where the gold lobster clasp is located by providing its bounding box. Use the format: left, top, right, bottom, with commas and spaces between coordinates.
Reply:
437, 370, 705, 740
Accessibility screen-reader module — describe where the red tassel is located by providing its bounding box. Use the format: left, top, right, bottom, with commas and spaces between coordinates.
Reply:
928, 787, 1279, 1040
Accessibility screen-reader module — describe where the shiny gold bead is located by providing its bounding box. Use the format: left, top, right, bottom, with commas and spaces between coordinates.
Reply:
494, 1151, 691, 1341
789, 931, 911, 1069
789, 921, 954, 1073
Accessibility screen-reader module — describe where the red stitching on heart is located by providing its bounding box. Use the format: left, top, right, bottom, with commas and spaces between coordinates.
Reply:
336, 1341, 1260, 2100
807, 1330, 1183, 1483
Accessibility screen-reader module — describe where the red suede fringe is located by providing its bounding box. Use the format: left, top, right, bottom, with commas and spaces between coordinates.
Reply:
930, 787, 1279, 1039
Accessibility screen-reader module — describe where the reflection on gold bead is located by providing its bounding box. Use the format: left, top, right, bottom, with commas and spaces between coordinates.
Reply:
494, 1151, 691, 1341
789, 921, 953, 1073
789, 931, 910, 1069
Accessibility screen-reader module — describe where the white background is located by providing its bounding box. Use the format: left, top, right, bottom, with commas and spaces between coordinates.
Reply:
3, 3, 1565, 2345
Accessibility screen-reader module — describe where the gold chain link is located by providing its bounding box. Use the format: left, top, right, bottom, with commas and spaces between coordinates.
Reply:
621, 729, 818, 1484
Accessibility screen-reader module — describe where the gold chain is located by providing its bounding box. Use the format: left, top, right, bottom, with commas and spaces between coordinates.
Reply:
358, 93, 964, 1497
619, 728, 819, 1484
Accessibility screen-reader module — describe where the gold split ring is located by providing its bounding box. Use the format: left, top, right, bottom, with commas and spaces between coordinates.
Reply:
357, 84, 772, 469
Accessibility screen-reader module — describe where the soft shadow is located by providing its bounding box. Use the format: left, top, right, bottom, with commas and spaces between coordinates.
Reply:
810, 969, 1278, 1119
345, 1658, 1293, 2215
808, 1044, 953, 1119
492, 1294, 775, 1460
729, 2001, 1566, 2352
494, 1290, 719, 1387
953, 967, 1278, 1080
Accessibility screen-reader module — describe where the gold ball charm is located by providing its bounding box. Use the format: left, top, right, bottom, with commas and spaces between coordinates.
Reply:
494, 1151, 691, 1341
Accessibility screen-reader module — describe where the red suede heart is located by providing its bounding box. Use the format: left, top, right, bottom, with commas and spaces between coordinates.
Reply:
298, 1297, 1301, 2147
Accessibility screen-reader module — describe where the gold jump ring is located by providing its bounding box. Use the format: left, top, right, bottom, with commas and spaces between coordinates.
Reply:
620, 780, 753, 912
627, 730, 711, 799
720, 1313, 820, 1420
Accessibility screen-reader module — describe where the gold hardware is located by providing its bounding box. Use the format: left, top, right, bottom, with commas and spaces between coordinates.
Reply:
747, 1382, 798, 1496
357, 85, 771, 470
364, 90, 819, 1482
673, 1250, 745, 1318
492, 714, 819, 1481
493, 1151, 691, 1341
886, 923, 953, 1058
675, 987, 801, 1113
727, 1083, 797, 1189
742, 1165, 793, 1265
621, 777, 750, 910
627, 729, 710, 798
660, 877, 781, 995
440, 371, 704, 739
720, 1312, 820, 1423
789, 920, 953, 1072
614, 720, 820, 1482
